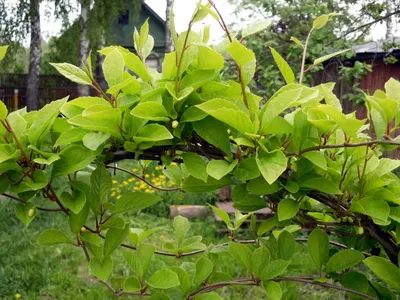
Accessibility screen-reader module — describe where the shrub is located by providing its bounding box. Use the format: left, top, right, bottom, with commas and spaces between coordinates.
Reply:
0, 3, 399, 299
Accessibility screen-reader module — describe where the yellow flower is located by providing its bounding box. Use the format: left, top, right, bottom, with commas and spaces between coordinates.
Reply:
132, 168, 137, 172
122, 181, 129, 186
15, 294, 21, 299
128, 178, 135, 182
145, 174, 150, 178
111, 192, 116, 197
112, 180, 118, 184
159, 175, 166, 179
145, 189, 151, 193
117, 195, 121, 200
80, 227, 86, 232
133, 187, 140, 191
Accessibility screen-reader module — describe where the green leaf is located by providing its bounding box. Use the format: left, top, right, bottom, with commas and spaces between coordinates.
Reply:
103, 224, 130, 258
196, 98, 253, 133
194, 256, 214, 286
137, 243, 155, 277
124, 276, 141, 292
261, 88, 303, 130
173, 215, 190, 245
312, 13, 340, 29
29, 97, 68, 144
54, 127, 89, 147
234, 157, 260, 181
242, 20, 271, 37
83, 132, 110, 151
302, 152, 327, 170
228, 242, 252, 271
90, 256, 113, 281
326, 249, 364, 273
131, 102, 170, 122
133, 124, 173, 143
308, 227, 330, 271
376, 158, 400, 177
183, 176, 233, 193
340, 271, 369, 298
363, 256, 400, 291
389, 207, 400, 222
247, 177, 281, 195
50, 63, 91, 85
103, 49, 124, 87
114, 192, 162, 214
163, 165, 181, 186
257, 216, 278, 237
351, 196, 390, 221
260, 260, 290, 280
226, 39, 256, 85
300, 177, 342, 194
67, 108, 122, 138
61, 96, 111, 118
252, 247, 271, 276
60, 190, 86, 214
162, 52, 177, 80
147, 269, 180, 289
0, 45, 9, 61
256, 149, 287, 185
263, 281, 282, 300
313, 49, 350, 66
182, 153, 208, 182
0, 101, 8, 121
277, 199, 299, 221
81, 231, 102, 247
277, 231, 296, 260
209, 204, 231, 227
14, 202, 36, 226
269, 47, 295, 84
207, 159, 238, 180
91, 165, 112, 205
197, 46, 224, 70
193, 116, 231, 155
37, 229, 73, 245
291, 110, 310, 152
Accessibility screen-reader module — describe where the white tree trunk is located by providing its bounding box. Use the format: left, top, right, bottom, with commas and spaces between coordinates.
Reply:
386, 0, 394, 39
165, 0, 175, 53
78, 0, 91, 96
26, 0, 41, 111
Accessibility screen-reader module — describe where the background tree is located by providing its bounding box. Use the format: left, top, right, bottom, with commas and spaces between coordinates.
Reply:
165, 0, 175, 53
226, 0, 400, 100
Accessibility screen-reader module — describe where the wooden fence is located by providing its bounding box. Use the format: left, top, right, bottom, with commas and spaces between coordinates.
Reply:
0, 74, 84, 110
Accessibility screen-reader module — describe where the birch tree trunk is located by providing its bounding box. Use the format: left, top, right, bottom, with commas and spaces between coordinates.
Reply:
26, 0, 41, 111
165, 0, 175, 53
386, 0, 394, 39
78, 0, 91, 96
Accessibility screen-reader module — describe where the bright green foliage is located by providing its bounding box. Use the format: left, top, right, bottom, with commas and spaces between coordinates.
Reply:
1, 5, 400, 300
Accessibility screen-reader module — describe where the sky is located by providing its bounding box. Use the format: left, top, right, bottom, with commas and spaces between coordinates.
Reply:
32, 0, 399, 45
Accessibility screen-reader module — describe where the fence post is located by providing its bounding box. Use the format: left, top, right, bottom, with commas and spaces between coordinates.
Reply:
13, 89, 19, 111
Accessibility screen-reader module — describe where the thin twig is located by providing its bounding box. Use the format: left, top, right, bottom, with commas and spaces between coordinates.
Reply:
105, 165, 182, 192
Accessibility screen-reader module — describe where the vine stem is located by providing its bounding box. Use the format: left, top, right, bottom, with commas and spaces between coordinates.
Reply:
1, 193, 63, 212
105, 165, 182, 192
285, 139, 400, 156
299, 29, 313, 84
187, 277, 377, 300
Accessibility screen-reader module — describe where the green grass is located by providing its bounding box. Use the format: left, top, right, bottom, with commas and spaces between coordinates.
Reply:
0, 198, 345, 299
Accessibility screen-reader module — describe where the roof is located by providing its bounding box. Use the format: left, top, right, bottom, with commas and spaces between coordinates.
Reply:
352, 37, 400, 54
142, 3, 166, 28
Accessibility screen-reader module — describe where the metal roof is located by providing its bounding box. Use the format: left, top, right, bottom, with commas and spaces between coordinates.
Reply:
352, 37, 400, 54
